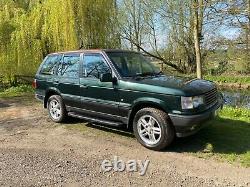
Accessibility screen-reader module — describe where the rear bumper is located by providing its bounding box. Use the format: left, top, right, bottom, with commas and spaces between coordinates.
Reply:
35, 93, 44, 102
169, 97, 224, 137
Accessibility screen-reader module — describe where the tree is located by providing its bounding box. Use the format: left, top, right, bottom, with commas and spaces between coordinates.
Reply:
0, 0, 121, 83
219, 0, 250, 73
72, 0, 120, 49
193, 0, 203, 78
118, 0, 188, 73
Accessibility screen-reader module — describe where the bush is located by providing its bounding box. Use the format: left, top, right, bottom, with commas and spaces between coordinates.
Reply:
234, 55, 250, 74
0, 84, 34, 97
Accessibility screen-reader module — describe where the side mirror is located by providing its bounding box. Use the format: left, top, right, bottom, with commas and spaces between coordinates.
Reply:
100, 73, 113, 82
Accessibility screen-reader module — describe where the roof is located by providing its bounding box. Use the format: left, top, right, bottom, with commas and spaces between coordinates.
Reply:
49, 49, 138, 55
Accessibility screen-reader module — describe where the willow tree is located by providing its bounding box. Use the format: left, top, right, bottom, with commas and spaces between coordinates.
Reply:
0, 2, 18, 81
11, 3, 44, 76
72, 0, 120, 49
42, 0, 78, 53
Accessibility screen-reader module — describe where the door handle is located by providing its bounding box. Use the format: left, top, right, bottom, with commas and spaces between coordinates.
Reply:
80, 85, 88, 89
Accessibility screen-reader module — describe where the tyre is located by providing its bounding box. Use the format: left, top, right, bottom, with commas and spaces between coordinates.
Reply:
47, 95, 67, 123
133, 108, 175, 151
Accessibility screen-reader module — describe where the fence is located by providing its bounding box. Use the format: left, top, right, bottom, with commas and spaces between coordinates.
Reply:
13, 75, 34, 84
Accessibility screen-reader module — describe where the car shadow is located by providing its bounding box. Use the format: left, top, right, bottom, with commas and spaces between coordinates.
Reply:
166, 117, 250, 156
85, 123, 135, 138
64, 117, 134, 138
65, 116, 250, 156
0, 102, 10, 108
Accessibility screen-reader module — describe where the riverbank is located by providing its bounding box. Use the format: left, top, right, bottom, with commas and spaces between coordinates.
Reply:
217, 82, 250, 89
204, 75, 250, 89
164, 72, 250, 89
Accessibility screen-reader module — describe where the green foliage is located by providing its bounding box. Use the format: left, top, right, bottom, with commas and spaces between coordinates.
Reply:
0, 0, 249, 80
234, 55, 250, 74
204, 75, 250, 84
219, 106, 250, 122
0, 0, 120, 82
73, 0, 120, 49
0, 84, 34, 97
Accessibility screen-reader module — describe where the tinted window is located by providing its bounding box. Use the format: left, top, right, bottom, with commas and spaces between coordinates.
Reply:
40, 55, 61, 75
58, 55, 80, 78
84, 54, 110, 79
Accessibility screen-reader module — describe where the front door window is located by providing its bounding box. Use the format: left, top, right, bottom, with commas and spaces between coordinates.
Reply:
84, 54, 111, 79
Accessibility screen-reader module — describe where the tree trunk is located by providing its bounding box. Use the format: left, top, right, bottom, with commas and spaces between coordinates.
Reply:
247, 0, 250, 52
193, 0, 202, 79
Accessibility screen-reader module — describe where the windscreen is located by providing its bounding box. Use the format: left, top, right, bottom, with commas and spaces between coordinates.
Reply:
106, 52, 160, 77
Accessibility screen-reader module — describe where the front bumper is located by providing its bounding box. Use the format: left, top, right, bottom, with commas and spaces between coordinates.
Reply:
169, 97, 224, 137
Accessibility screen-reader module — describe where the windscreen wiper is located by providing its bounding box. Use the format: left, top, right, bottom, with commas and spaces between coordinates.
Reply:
131, 72, 156, 80
155, 71, 163, 76
136, 72, 155, 77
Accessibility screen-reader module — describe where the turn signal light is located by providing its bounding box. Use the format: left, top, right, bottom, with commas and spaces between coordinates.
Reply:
32, 79, 37, 89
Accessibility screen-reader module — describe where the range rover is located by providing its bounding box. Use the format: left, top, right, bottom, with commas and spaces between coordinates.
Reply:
34, 49, 223, 150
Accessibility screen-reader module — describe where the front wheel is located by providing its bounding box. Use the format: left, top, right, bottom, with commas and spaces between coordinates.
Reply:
47, 95, 67, 123
133, 108, 175, 151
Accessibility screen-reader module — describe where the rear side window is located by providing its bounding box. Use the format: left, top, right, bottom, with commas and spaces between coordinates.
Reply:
58, 55, 80, 78
40, 55, 61, 75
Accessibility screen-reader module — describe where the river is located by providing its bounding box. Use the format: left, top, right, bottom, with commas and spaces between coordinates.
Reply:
221, 88, 250, 109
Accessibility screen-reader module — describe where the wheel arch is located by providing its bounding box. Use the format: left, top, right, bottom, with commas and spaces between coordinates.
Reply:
127, 98, 171, 129
44, 88, 61, 108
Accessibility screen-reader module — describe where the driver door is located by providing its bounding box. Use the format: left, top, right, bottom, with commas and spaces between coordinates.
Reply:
79, 53, 120, 116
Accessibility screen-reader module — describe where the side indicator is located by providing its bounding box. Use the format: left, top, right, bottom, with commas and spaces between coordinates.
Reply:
32, 79, 37, 89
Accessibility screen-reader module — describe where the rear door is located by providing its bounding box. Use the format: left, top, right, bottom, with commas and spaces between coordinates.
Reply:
36, 54, 62, 98
79, 53, 120, 116
56, 53, 81, 108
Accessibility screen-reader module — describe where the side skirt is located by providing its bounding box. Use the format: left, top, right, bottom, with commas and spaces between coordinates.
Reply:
66, 106, 128, 127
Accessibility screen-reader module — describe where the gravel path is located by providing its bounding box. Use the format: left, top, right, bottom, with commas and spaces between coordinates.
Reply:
0, 96, 249, 187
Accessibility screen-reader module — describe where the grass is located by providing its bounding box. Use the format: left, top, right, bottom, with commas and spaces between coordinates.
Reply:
164, 71, 250, 84
204, 75, 250, 84
0, 85, 34, 98
172, 107, 250, 167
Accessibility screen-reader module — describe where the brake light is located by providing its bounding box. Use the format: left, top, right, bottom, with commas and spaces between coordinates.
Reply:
32, 79, 37, 89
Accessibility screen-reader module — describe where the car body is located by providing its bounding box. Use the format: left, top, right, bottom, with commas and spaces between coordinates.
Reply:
34, 49, 223, 150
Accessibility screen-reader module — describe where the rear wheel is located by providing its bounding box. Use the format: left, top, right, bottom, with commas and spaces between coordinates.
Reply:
133, 108, 175, 151
47, 95, 67, 123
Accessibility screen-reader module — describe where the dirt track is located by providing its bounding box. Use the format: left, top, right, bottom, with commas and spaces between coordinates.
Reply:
0, 95, 249, 187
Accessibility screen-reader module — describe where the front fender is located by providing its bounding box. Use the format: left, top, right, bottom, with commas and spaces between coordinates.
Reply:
131, 97, 170, 113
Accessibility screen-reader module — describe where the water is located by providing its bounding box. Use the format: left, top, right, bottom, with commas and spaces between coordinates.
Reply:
221, 88, 250, 109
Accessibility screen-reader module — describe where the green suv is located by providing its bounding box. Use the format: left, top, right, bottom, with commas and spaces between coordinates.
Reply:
34, 49, 223, 150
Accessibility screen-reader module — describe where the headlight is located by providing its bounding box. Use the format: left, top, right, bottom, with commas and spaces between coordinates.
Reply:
181, 96, 204, 109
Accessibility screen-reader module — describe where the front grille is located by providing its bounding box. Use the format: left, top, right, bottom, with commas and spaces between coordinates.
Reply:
204, 88, 218, 108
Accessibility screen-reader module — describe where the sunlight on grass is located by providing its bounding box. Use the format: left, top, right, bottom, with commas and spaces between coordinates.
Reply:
189, 107, 250, 167
204, 75, 250, 84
